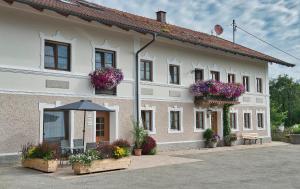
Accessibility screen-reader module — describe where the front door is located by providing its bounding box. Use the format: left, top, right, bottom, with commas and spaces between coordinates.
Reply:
96, 112, 110, 142
211, 111, 218, 134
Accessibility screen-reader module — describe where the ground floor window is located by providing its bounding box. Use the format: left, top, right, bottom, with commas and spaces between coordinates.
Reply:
244, 113, 251, 129
169, 111, 181, 132
257, 113, 264, 129
230, 112, 237, 130
43, 110, 69, 144
141, 110, 153, 132
195, 111, 205, 130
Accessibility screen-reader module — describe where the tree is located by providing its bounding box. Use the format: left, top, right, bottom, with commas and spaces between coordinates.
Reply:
270, 75, 300, 127
270, 102, 287, 128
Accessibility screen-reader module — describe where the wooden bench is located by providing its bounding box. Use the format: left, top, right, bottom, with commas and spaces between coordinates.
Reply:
241, 133, 263, 145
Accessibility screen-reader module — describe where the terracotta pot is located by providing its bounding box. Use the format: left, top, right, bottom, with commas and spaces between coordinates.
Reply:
134, 149, 142, 156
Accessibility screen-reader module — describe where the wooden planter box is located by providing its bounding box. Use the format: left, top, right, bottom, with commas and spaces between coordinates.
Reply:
22, 159, 58, 173
73, 157, 131, 175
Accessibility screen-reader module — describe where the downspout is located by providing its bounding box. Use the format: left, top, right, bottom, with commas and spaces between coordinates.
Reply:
135, 33, 157, 124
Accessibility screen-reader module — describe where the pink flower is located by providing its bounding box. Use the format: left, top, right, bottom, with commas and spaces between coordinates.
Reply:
89, 67, 124, 90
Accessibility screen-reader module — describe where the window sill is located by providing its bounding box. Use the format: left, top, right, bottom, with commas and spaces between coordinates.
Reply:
194, 129, 205, 133
257, 127, 266, 131
168, 130, 183, 134
243, 128, 253, 131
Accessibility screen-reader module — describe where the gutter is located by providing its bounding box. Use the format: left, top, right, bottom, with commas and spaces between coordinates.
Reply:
135, 34, 157, 124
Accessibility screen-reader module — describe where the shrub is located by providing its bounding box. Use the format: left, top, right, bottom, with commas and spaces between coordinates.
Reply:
21, 142, 59, 160
142, 136, 157, 155
96, 143, 116, 159
113, 147, 129, 159
69, 150, 101, 166
149, 147, 157, 155
203, 129, 214, 141
112, 139, 131, 149
292, 127, 300, 134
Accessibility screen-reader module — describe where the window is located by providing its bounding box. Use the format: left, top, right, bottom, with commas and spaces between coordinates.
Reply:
140, 60, 153, 81
43, 110, 69, 144
211, 71, 220, 81
244, 113, 251, 129
96, 117, 105, 137
195, 111, 205, 130
169, 65, 180, 84
243, 76, 250, 92
95, 49, 116, 95
141, 110, 153, 132
257, 113, 264, 129
230, 113, 237, 130
195, 69, 204, 82
228, 74, 235, 83
95, 49, 115, 69
44, 40, 71, 71
256, 78, 262, 93
170, 111, 181, 131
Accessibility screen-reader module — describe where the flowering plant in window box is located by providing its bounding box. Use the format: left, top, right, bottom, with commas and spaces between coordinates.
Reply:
190, 80, 245, 102
89, 67, 124, 90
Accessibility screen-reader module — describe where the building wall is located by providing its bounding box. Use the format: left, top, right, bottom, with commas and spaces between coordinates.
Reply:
0, 3, 270, 154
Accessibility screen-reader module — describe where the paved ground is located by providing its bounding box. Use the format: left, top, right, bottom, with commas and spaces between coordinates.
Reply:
1, 144, 300, 189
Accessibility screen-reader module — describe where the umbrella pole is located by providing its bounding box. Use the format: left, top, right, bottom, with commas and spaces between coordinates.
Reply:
83, 110, 86, 152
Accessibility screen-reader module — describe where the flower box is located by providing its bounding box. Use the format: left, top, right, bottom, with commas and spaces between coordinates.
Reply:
72, 157, 131, 175
22, 159, 58, 173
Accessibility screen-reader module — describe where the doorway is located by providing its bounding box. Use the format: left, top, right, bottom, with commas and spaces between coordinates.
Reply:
211, 111, 218, 135
96, 112, 110, 142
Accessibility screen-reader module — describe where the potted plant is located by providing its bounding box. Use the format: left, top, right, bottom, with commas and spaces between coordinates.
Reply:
203, 129, 220, 148
69, 139, 131, 175
224, 133, 238, 146
89, 67, 124, 90
21, 142, 59, 173
290, 126, 300, 144
131, 121, 146, 156
142, 136, 157, 155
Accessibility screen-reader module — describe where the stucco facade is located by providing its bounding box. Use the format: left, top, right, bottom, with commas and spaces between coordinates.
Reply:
0, 1, 272, 155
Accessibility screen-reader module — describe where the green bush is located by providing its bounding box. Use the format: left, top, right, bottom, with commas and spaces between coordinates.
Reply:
292, 127, 300, 134
21, 142, 59, 160
203, 129, 214, 141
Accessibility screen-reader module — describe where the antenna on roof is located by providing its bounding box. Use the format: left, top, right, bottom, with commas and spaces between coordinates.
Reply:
232, 19, 237, 44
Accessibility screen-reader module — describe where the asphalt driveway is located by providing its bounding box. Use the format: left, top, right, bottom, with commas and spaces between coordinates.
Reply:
1, 144, 300, 189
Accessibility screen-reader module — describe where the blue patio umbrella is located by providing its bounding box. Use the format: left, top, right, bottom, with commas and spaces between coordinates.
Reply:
52, 100, 114, 150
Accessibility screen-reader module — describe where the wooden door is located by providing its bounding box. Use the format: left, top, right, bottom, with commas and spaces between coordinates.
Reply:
96, 112, 110, 142
211, 111, 218, 134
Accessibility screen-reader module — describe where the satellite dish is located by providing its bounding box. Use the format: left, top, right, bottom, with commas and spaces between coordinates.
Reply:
214, 24, 223, 35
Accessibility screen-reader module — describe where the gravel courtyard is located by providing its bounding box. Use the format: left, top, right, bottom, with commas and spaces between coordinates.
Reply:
1, 144, 300, 189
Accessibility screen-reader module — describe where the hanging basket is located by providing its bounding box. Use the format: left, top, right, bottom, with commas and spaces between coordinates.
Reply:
89, 67, 124, 90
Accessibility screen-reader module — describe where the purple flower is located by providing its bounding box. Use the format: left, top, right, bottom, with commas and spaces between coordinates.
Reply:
89, 67, 124, 90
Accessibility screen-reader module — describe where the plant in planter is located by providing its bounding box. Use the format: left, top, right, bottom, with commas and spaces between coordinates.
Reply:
21, 142, 59, 173
203, 129, 220, 148
70, 139, 131, 174
224, 133, 238, 146
142, 136, 157, 155
131, 121, 146, 156
89, 67, 124, 90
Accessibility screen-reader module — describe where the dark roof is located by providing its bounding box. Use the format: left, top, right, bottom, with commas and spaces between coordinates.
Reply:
8, 0, 295, 67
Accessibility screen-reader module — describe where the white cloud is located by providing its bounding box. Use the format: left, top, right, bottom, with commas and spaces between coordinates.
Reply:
89, 0, 300, 79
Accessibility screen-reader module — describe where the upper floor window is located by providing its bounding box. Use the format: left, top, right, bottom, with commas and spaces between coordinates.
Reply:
244, 112, 251, 129
256, 78, 263, 93
257, 113, 264, 129
195, 111, 205, 130
211, 71, 220, 81
195, 69, 204, 82
140, 60, 153, 81
230, 112, 237, 130
44, 40, 70, 71
95, 49, 116, 95
169, 65, 180, 84
243, 76, 250, 92
95, 49, 115, 69
228, 74, 235, 83
141, 110, 153, 132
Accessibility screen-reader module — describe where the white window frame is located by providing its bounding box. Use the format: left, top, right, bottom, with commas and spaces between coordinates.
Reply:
243, 110, 253, 130
256, 110, 266, 130
141, 105, 156, 134
168, 106, 183, 133
229, 109, 239, 131
40, 31, 76, 73
140, 52, 156, 83
167, 58, 182, 86
242, 75, 250, 93
193, 108, 206, 132
256, 77, 263, 94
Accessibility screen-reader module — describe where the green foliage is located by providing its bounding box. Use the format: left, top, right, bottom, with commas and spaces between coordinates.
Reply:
113, 147, 130, 159
131, 120, 147, 149
21, 142, 59, 160
149, 147, 157, 155
292, 126, 300, 134
223, 104, 231, 137
203, 128, 214, 141
69, 150, 101, 166
270, 75, 300, 127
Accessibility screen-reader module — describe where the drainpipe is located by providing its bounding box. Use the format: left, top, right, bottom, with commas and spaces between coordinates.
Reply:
135, 33, 157, 124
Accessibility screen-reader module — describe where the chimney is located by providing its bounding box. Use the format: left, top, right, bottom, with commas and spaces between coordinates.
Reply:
156, 11, 166, 23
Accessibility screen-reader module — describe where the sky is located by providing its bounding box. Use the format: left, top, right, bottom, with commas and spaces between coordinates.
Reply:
89, 0, 300, 80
